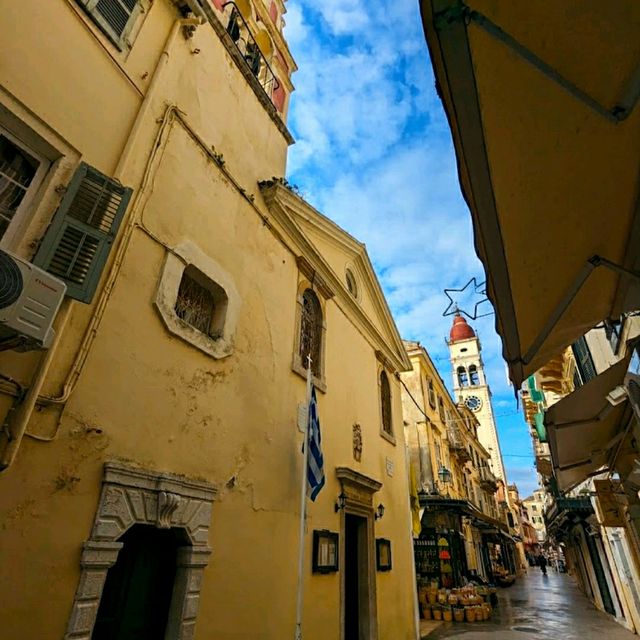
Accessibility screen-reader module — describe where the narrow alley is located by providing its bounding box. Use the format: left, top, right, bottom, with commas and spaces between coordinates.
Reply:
424, 572, 637, 639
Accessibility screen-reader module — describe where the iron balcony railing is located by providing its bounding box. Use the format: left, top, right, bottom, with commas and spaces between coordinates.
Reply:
447, 424, 471, 462
221, 2, 280, 104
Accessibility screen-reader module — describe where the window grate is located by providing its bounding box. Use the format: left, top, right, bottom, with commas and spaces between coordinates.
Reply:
300, 289, 322, 377
175, 273, 216, 336
0, 135, 39, 241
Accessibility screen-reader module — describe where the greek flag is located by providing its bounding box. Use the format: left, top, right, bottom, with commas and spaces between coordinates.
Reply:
306, 385, 325, 501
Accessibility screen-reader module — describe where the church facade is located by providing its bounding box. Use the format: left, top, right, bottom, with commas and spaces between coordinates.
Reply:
0, 1, 417, 639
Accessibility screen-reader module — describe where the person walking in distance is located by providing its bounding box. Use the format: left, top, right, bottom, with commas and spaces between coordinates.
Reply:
538, 553, 548, 576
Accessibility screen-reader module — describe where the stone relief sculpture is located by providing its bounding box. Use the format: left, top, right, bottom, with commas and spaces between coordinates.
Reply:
353, 423, 363, 462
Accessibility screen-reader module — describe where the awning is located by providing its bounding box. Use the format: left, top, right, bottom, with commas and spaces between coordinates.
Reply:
546, 496, 594, 538
545, 354, 634, 492
420, 0, 640, 388
420, 496, 473, 514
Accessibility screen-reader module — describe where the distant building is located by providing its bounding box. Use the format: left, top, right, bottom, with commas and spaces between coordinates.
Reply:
523, 489, 549, 543
401, 339, 519, 587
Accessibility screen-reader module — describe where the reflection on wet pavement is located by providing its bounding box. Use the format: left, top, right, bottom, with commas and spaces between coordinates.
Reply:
425, 571, 637, 639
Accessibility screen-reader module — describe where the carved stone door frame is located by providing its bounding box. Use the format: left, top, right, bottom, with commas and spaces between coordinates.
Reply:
336, 467, 382, 640
64, 462, 217, 640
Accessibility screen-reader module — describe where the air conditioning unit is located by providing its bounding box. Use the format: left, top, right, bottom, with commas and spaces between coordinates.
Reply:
0, 249, 67, 351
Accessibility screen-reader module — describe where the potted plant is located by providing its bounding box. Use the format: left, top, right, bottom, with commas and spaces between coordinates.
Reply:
453, 607, 465, 622
442, 605, 453, 622
465, 607, 476, 623
432, 605, 443, 621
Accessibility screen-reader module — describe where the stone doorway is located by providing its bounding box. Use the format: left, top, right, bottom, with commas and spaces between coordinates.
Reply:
345, 513, 369, 640
336, 467, 381, 640
64, 462, 216, 640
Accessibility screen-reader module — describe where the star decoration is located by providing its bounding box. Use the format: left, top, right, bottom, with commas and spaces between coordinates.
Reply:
443, 277, 494, 320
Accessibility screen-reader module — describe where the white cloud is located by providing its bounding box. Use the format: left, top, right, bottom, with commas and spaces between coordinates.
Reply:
315, 0, 370, 35
285, 0, 539, 495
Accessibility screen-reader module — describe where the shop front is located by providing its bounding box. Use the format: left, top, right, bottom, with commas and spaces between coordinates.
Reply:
462, 509, 517, 585
414, 498, 471, 589
547, 497, 619, 617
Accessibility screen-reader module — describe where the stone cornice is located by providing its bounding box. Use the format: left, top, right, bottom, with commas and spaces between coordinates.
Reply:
296, 255, 335, 299
104, 461, 217, 502
260, 182, 412, 373
336, 467, 382, 494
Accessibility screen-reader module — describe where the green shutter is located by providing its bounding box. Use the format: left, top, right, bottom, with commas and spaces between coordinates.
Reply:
534, 412, 547, 443
34, 163, 131, 304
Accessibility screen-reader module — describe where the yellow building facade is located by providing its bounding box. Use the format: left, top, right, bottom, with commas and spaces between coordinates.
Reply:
0, 1, 417, 639
401, 341, 506, 588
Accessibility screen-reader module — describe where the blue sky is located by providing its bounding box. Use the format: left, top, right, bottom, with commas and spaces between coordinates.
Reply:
283, 0, 538, 498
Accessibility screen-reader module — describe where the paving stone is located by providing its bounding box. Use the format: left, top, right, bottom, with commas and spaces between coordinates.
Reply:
424, 571, 637, 639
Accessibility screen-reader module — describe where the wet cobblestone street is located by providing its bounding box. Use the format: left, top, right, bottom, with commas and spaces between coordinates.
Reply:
425, 571, 637, 639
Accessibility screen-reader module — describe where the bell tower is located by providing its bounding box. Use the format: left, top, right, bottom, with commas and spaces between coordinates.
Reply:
448, 313, 507, 485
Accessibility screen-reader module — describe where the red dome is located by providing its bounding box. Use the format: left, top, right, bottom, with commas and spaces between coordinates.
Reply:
449, 313, 476, 342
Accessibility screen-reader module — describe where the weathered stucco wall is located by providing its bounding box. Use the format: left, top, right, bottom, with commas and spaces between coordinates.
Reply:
0, 1, 416, 638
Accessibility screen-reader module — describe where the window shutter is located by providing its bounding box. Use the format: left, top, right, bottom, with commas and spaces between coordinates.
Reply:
93, 0, 137, 37
572, 336, 597, 384
34, 163, 131, 304
76, 0, 139, 46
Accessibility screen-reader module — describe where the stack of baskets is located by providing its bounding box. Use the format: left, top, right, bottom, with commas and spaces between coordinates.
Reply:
418, 584, 496, 623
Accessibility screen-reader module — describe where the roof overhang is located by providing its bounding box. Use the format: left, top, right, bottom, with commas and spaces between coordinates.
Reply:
545, 353, 635, 492
546, 497, 595, 537
421, 0, 640, 388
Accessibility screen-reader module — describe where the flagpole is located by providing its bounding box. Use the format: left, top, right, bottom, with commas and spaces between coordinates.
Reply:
295, 355, 313, 640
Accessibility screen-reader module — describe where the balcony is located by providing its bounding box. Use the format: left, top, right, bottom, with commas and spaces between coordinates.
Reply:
197, 0, 293, 143
447, 425, 471, 462
222, 2, 280, 105
480, 476, 498, 493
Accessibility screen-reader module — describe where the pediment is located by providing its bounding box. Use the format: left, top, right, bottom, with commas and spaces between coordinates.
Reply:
260, 182, 411, 372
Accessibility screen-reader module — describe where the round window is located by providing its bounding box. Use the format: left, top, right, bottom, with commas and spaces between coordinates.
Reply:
345, 269, 358, 298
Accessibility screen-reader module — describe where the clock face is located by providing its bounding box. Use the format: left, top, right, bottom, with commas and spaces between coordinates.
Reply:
465, 395, 482, 412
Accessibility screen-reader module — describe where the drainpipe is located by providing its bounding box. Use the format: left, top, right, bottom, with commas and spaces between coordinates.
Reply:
114, 14, 203, 178
0, 301, 72, 471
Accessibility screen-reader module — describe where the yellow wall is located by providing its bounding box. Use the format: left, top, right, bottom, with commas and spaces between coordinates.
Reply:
0, 1, 416, 639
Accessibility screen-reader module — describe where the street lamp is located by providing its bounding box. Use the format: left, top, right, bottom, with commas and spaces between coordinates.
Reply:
438, 466, 452, 496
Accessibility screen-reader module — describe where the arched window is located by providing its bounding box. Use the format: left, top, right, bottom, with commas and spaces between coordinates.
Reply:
300, 289, 323, 377
457, 366, 469, 387
469, 364, 480, 386
380, 371, 393, 436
